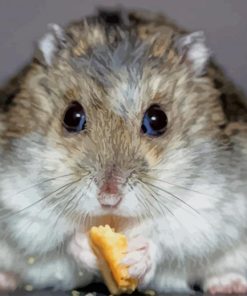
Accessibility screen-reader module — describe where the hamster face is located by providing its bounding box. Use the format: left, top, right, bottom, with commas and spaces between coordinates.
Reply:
0, 20, 227, 234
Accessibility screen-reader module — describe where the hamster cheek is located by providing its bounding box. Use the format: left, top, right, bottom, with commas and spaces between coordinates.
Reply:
118, 187, 143, 216
74, 183, 99, 213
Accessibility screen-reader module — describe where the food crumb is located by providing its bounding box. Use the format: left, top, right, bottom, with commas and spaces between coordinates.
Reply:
27, 256, 36, 265
71, 290, 80, 296
24, 284, 33, 291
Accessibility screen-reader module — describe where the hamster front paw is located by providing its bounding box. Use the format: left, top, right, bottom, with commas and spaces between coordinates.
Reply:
121, 236, 157, 289
67, 232, 99, 275
0, 272, 18, 291
204, 273, 247, 294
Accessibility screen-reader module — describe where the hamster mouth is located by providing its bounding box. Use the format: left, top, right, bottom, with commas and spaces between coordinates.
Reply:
97, 194, 122, 208
81, 214, 139, 232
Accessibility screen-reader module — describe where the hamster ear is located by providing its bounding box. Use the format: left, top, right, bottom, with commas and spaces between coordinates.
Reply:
35, 23, 67, 66
175, 31, 211, 76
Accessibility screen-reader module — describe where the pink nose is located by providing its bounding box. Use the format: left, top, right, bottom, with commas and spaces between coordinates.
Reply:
98, 180, 122, 208
100, 180, 119, 195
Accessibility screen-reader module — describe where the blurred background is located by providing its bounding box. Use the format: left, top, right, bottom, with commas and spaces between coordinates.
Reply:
0, 0, 247, 95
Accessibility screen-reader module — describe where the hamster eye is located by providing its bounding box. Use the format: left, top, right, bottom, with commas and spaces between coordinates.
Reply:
141, 104, 168, 137
63, 101, 86, 132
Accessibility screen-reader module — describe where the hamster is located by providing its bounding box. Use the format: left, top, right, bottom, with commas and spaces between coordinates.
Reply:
0, 8, 247, 294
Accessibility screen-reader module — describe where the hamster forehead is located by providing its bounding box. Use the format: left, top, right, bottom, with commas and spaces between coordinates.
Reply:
46, 36, 176, 122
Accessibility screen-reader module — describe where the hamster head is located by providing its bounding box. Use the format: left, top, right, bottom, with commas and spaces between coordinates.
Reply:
1, 15, 228, 231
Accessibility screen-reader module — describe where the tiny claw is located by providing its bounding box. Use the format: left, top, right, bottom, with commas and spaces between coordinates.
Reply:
121, 250, 146, 265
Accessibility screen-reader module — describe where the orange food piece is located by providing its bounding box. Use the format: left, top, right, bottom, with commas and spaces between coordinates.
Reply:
89, 225, 137, 295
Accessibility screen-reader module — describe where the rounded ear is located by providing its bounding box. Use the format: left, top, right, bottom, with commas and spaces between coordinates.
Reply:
35, 23, 67, 66
175, 31, 211, 76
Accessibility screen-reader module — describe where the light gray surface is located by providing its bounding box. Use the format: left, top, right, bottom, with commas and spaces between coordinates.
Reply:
0, 0, 247, 96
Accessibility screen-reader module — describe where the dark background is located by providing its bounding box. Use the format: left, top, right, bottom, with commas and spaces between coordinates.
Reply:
0, 0, 247, 98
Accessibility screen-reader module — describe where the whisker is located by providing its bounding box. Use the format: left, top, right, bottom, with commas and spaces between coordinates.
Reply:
62, 187, 82, 220
47, 179, 81, 213
1, 173, 74, 203
142, 175, 216, 198
74, 178, 93, 231
51, 185, 81, 232
0, 178, 79, 222
142, 180, 201, 216
139, 181, 173, 217
135, 179, 187, 268
146, 186, 186, 268
134, 183, 154, 218
52, 177, 92, 232
139, 179, 215, 242
2, 180, 81, 243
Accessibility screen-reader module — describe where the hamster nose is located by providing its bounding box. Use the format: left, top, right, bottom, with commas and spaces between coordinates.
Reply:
100, 179, 119, 195
98, 178, 123, 208
97, 165, 128, 208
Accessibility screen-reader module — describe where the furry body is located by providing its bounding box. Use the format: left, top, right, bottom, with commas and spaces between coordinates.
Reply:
0, 9, 246, 293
